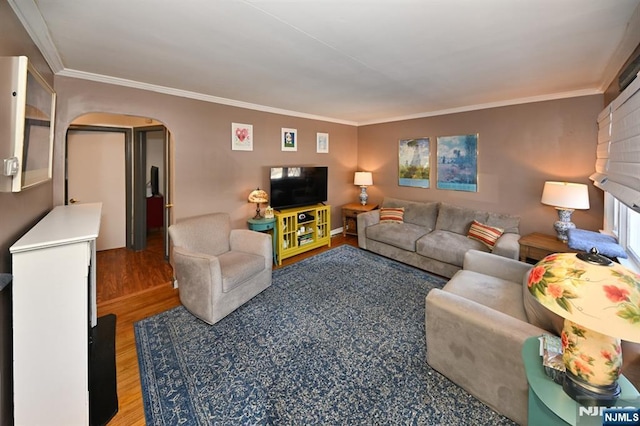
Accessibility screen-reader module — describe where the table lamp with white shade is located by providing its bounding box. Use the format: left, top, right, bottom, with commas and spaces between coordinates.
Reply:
540, 181, 590, 242
354, 172, 373, 205
528, 250, 640, 406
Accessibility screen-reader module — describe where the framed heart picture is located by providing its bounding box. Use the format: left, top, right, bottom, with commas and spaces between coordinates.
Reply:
231, 122, 253, 151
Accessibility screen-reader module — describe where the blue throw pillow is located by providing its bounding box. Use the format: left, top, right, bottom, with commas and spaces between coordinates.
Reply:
567, 228, 627, 259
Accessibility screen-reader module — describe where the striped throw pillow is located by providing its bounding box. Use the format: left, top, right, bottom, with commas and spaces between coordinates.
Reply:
467, 220, 504, 249
379, 207, 405, 224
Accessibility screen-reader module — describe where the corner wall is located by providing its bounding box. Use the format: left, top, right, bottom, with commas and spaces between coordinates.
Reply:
357, 95, 604, 236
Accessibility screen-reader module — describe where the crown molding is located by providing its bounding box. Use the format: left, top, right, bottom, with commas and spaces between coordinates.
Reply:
358, 89, 602, 126
57, 68, 359, 126
8, 0, 64, 72
598, 1, 640, 92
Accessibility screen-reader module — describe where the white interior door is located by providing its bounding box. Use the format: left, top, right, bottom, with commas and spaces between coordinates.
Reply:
67, 130, 126, 251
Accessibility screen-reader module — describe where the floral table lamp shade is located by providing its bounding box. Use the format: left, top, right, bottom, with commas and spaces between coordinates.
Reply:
528, 252, 640, 405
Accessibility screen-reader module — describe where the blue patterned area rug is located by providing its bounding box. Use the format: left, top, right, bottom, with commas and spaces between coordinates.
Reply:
135, 245, 516, 425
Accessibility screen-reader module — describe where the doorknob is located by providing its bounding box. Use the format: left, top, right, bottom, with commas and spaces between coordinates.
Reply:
70, 198, 78, 204
165, 203, 173, 208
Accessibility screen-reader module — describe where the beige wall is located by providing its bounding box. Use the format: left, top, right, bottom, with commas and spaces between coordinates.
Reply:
3, 0, 631, 277
53, 77, 359, 230
357, 95, 605, 236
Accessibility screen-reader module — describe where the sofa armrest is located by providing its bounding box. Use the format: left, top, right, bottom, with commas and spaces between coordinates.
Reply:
425, 288, 545, 425
230, 229, 273, 269
492, 232, 520, 259
463, 249, 531, 283
357, 209, 380, 249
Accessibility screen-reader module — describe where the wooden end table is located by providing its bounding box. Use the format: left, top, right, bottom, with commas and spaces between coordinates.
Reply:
518, 232, 578, 263
342, 203, 378, 237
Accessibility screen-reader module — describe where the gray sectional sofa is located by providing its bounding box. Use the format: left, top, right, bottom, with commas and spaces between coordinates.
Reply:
357, 197, 521, 278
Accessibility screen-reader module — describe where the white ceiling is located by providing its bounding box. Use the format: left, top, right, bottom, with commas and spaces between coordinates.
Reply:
9, 0, 640, 125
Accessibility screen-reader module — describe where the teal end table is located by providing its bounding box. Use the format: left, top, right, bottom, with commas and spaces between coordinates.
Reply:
247, 217, 277, 265
522, 336, 639, 426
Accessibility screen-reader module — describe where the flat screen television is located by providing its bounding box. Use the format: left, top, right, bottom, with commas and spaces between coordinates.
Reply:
270, 166, 328, 210
150, 165, 160, 196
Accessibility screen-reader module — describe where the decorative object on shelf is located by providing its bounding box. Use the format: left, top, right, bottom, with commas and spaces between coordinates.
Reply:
231, 122, 253, 151
264, 205, 274, 219
354, 171, 373, 205
540, 181, 590, 242
316, 132, 329, 153
297, 212, 314, 222
540, 334, 565, 385
398, 137, 430, 188
527, 251, 640, 406
281, 128, 297, 151
248, 188, 269, 219
436, 134, 478, 192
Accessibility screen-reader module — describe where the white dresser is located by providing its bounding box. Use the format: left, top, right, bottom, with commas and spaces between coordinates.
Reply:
10, 203, 101, 426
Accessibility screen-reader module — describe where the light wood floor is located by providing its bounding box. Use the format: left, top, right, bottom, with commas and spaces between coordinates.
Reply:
97, 231, 357, 426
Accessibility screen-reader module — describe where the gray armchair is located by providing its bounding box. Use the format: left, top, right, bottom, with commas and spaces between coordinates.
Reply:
168, 212, 272, 325
425, 250, 545, 425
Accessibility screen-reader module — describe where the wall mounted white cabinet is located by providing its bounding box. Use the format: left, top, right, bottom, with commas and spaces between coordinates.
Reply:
10, 203, 101, 425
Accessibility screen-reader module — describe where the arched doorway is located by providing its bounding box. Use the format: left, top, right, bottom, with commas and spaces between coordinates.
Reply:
65, 113, 172, 258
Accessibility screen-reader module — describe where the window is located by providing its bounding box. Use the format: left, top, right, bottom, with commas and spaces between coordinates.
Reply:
604, 192, 640, 272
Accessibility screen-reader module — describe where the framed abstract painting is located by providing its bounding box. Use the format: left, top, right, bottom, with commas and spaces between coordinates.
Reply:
436, 134, 478, 192
398, 137, 430, 188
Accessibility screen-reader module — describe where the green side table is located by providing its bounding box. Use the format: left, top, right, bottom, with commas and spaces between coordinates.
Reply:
247, 217, 277, 265
522, 336, 639, 426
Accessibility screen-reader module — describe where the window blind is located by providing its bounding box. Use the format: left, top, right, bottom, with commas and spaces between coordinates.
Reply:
590, 105, 611, 187
591, 71, 640, 213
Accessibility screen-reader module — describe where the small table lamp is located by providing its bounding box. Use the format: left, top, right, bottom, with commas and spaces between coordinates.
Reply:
528, 251, 640, 406
354, 172, 373, 206
248, 188, 268, 219
541, 181, 590, 242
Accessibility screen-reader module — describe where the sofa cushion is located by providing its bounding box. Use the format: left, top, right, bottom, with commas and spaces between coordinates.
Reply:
218, 250, 266, 292
379, 207, 405, 223
381, 197, 439, 230
467, 220, 504, 249
416, 230, 488, 266
366, 222, 429, 252
435, 203, 489, 235
443, 270, 529, 321
487, 212, 520, 234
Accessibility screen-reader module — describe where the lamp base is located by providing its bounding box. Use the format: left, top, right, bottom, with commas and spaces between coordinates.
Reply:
553, 208, 575, 242
253, 203, 263, 220
563, 371, 621, 407
359, 186, 369, 205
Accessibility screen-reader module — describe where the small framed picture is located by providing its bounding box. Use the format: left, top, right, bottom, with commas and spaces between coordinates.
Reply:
316, 132, 329, 153
231, 123, 253, 151
282, 128, 297, 151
